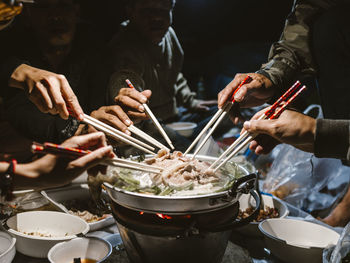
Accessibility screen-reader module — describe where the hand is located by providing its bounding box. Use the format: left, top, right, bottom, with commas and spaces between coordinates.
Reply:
9, 64, 84, 121
90, 105, 133, 135
114, 87, 152, 121
193, 100, 217, 112
242, 108, 316, 154
218, 73, 274, 123
13, 132, 114, 190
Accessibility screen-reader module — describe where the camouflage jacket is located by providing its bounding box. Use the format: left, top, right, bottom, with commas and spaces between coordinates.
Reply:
258, 0, 350, 91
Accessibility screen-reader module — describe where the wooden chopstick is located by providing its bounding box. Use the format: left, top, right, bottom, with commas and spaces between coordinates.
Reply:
128, 124, 170, 151
184, 76, 252, 157
209, 84, 306, 172
32, 142, 162, 174
126, 79, 175, 150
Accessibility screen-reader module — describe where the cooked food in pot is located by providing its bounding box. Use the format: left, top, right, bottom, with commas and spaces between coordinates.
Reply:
238, 206, 279, 222
111, 150, 243, 196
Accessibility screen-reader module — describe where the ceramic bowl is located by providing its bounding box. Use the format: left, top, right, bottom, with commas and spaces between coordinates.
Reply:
0, 231, 16, 263
166, 122, 197, 137
259, 218, 340, 263
234, 193, 289, 237
6, 211, 89, 258
48, 237, 112, 263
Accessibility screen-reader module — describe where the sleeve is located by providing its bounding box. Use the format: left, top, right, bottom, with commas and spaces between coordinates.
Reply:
314, 118, 350, 164
174, 72, 199, 109
4, 90, 79, 143
257, 0, 331, 91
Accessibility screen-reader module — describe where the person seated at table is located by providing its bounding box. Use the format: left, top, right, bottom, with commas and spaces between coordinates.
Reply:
94, 0, 217, 151
2, 0, 101, 144
0, 132, 113, 200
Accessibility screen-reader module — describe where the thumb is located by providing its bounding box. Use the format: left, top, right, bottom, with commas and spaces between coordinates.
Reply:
243, 119, 274, 135
69, 146, 113, 170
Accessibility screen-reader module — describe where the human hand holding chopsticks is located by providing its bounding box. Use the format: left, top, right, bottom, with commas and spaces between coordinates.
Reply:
218, 73, 274, 123
114, 84, 152, 121
13, 133, 114, 190
243, 108, 316, 154
8, 64, 84, 121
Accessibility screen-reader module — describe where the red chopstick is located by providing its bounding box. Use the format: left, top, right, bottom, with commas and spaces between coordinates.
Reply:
229, 75, 253, 102
32, 142, 91, 158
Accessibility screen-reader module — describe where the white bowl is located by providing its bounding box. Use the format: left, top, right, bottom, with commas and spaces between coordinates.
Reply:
41, 184, 115, 231
166, 122, 197, 137
48, 237, 112, 263
259, 218, 340, 263
6, 211, 89, 258
0, 231, 16, 263
235, 193, 289, 237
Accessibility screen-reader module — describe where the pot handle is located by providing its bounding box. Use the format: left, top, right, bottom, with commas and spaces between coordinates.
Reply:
229, 173, 258, 197
207, 189, 261, 232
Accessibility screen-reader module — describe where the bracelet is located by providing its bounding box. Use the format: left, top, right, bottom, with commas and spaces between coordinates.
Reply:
0, 159, 16, 201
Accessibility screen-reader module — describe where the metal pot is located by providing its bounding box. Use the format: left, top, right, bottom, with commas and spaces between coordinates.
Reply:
104, 155, 260, 228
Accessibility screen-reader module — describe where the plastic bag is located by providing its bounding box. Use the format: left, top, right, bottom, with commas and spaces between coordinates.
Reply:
323, 222, 350, 263
262, 105, 350, 211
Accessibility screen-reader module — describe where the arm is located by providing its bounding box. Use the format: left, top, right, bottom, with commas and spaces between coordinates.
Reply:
174, 72, 199, 109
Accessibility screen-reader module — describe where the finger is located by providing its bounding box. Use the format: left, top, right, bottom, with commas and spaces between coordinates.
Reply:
116, 95, 145, 112
127, 111, 149, 120
68, 146, 114, 170
63, 132, 108, 149
141, 90, 152, 100
94, 111, 130, 134
35, 81, 53, 110
107, 106, 133, 126
218, 74, 246, 107
234, 79, 260, 102
59, 75, 84, 121
44, 77, 69, 120
243, 120, 275, 136
119, 88, 148, 104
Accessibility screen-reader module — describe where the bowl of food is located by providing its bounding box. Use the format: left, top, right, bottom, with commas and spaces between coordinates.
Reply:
259, 218, 340, 263
0, 231, 16, 263
234, 193, 289, 237
166, 122, 197, 137
41, 184, 115, 232
5, 211, 89, 258
48, 237, 112, 263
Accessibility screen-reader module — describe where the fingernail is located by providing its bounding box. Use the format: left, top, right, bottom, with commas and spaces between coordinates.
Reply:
244, 121, 250, 129
138, 105, 145, 112
235, 92, 242, 101
79, 114, 84, 121
125, 130, 131, 136
125, 119, 131, 125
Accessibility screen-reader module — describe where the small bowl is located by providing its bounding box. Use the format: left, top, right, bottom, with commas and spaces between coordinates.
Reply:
6, 211, 89, 258
48, 237, 112, 263
166, 122, 197, 137
0, 231, 16, 263
235, 193, 289, 237
259, 218, 340, 263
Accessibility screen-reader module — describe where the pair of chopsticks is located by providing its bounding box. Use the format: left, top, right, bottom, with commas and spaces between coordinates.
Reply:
208, 81, 306, 173
184, 76, 253, 158
125, 79, 174, 150
31, 142, 163, 174
68, 107, 159, 154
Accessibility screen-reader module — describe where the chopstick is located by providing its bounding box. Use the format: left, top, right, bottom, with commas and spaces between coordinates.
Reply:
209, 83, 306, 173
126, 79, 175, 150
127, 125, 170, 151
209, 80, 302, 169
31, 142, 163, 174
184, 76, 252, 157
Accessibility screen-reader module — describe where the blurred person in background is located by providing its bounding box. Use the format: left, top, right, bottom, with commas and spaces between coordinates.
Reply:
90, 0, 219, 152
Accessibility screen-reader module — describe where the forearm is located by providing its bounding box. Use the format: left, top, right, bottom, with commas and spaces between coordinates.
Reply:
0, 58, 28, 97
259, 0, 324, 91
175, 73, 199, 109
314, 119, 350, 162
